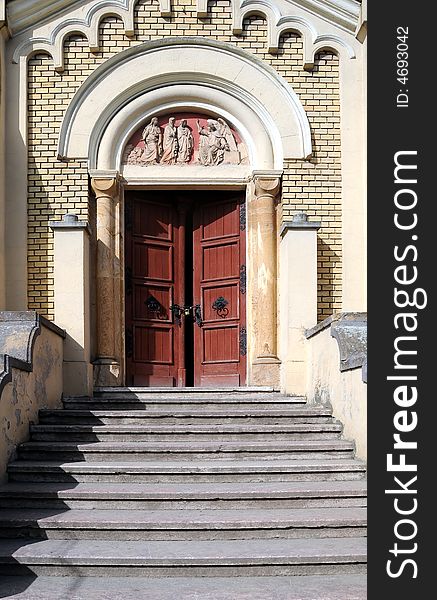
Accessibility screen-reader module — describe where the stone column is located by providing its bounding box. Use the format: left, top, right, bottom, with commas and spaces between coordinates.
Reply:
249, 174, 282, 387
279, 213, 321, 395
49, 213, 93, 396
91, 176, 120, 386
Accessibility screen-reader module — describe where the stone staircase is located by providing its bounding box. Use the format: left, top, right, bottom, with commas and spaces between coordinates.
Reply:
0, 388, 367, 598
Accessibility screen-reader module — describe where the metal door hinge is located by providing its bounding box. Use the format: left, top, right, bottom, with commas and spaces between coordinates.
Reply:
240, 327, 247, 356
240, 265, 246, 295
240, 202, 246, 231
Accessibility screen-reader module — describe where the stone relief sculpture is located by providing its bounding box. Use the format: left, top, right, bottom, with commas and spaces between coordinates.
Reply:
177, 120, 194, 163
126, 145, 143, 165
197, 119, 229, 166
142, 117, 162, 164
160, 117, 179, 165
125, 115, 243, 167
217, 118, 238, 152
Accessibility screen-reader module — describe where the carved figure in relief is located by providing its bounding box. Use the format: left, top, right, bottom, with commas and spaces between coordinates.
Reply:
217, 117, 238, 152
160, 117, 179, 164
197, 119, 230, 166
177, 120, 194, 163
126, 145, 143, 165
141, 117, 162, 164
124, 116, 242, 167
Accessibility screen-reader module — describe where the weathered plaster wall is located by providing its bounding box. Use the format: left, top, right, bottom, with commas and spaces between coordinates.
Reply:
306, 325, 367, 460
0, 323, 64, 481
24, 1, 342, 322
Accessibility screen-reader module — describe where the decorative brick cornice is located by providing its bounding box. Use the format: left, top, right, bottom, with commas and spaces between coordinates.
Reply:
9, 0, 357, 72
285, 0, 361, 33
7, 0, 361, 37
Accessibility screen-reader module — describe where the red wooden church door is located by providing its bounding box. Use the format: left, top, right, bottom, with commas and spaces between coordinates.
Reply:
193, 194, 247, 386
125, 195, 182, 386
125, 191, 246, 387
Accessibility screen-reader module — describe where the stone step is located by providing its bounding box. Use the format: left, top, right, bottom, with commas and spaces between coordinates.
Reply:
39, 407, 334, 425
89, 394, 300, 402
93, 387, 283, 399
95, 386, 278, 393
0, 480, 367, 510
0, 507, 367, 541
64, 390, 305, 410
29, 423, 343, 442
0, 537, 367, 577
8, 458, 367, 483
63, 397, 307, 410
0, 574, 368, 600
17, 439, 355, 462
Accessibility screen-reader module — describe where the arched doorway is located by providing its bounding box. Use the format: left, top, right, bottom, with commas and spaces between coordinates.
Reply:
123, 112, 247, 387
125, 190, 246, 387
60, 38, 312, 389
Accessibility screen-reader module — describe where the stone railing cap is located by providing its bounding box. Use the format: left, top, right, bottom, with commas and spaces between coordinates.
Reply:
280, 213, 321, 236
49, 213, 90, 234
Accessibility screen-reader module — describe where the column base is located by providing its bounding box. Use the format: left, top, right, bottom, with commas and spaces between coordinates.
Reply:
93, 358, 121, 387
251, 356, 281, 387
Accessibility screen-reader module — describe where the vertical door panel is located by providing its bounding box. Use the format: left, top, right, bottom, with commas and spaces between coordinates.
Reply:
193, 194, 247, 386
125, 194, 180, 386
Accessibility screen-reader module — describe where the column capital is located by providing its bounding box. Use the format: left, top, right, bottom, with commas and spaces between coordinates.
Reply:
253, 175, 281, 199
91, 176, 119, 198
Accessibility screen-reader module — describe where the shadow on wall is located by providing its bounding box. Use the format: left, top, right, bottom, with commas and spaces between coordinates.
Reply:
317, 237, 341, 321
0, 312, 77, 592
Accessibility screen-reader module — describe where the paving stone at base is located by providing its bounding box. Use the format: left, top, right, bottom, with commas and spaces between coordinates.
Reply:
0, 574, 367, 600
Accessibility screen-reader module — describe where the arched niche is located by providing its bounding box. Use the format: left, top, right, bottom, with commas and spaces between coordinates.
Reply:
57, 37, 312, 176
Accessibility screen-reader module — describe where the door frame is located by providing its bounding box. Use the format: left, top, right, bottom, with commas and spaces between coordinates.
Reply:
92, 174, 282, 389
121, 184, 249, 388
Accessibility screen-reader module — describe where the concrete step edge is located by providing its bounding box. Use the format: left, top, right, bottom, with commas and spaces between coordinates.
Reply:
30, 424, 342, 433
0, 507, 367, 530
8, 459, 367, 473
0, 574, 367, 600
0, 537, 368, 565
0, 480, 367, 499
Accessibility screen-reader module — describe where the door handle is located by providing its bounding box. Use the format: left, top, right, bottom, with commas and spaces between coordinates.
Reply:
170, 303, 202, 327
193, 304, 202, 327
212, 296, 229, 318
145, 295, 161, 314
170, 303, 183, 324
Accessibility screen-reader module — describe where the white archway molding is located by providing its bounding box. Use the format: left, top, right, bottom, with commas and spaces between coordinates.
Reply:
95, 85, 275, 172
58, 38, 313, 171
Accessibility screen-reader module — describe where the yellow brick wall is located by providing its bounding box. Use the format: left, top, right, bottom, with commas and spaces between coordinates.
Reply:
27, 0, 342, 321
